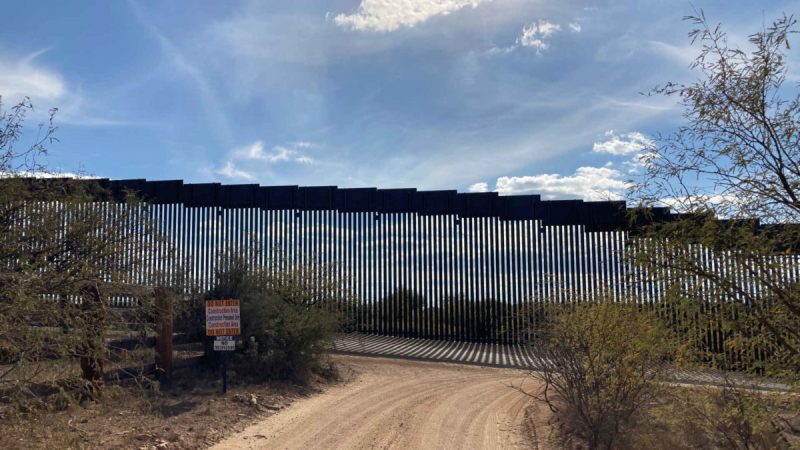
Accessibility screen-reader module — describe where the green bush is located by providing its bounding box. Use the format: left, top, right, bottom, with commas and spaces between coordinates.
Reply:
655, 379, 800, 450
528, 297, 676, 450
204, 256, 348, 383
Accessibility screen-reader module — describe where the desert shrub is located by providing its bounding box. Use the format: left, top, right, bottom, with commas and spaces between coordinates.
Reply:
651, 282, 800, 383
365, 288, 425, 336
652, 380, 800, 450
527, 296, 676, 450
204, 255, 348, 382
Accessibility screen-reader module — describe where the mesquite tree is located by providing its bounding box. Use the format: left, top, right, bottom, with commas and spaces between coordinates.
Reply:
0, 97, 166, 400
630, 13, 800, 380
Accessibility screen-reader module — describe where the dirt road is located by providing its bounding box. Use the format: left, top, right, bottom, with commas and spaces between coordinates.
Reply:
211, 355, 551, 450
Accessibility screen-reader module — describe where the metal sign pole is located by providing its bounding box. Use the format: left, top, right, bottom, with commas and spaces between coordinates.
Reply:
222, 352, 228, 394
205, 299, 241, 395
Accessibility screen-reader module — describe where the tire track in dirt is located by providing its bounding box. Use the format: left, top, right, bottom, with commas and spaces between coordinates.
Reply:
211, 355, 553, 450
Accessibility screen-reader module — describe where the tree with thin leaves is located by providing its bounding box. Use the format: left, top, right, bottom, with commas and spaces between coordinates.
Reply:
0, 97, 169, 405
630, 12, 800, 381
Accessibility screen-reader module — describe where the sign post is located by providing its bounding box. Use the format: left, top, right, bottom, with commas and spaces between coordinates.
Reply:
205, 299, 241, 394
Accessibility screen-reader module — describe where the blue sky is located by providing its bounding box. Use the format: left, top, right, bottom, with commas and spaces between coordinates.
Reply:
1, 0, 797, 200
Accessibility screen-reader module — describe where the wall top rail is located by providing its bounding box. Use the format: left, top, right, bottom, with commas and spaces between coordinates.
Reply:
6, 176, 796, 233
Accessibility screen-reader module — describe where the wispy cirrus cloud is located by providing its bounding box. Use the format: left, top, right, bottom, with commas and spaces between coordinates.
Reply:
647, 40, 696, 67
0, 50, 135, 127
0, 50, 65, 103
215, 161, 255, 181
215, 140, 317, 181
490, 19, 566, 55
3, 0, 781, 193
233, 141, 316, 164
332, 0, 491, 32
127, 0, 233, 144
200, 1, 681, 190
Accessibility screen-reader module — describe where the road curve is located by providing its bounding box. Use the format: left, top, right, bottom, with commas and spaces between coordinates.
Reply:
211, 355, 552, 450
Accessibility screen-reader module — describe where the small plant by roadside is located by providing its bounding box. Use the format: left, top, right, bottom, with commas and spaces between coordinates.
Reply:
524, 296, 676, 450
652, 379, 800, 450
198, 255, 349, 383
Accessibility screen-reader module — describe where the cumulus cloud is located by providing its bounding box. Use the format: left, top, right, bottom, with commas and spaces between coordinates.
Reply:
592, 130, 653, 155
622, 151, 657, 174
215, 161, 255, 180
492, 165, 629, 200
467, 182, 489, 193
332, 0, 490, 32
517, 20, 561, 51
232, 140, 315, 164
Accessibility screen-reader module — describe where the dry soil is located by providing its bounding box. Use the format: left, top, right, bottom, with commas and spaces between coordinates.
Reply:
212, 354, 552, 450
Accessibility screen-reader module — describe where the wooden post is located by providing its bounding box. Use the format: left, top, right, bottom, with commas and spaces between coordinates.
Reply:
79, 282, 106, 383
154, 287, 174, 388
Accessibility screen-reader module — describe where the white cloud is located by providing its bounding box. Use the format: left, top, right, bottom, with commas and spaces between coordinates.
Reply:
647, 40, 695, 67
568, 22, 582, 33
269, 146, 297, 163
293, 141, 317, 149
295, 155, 315, 165
517, 20, 561, 51
0, 50, 132, 127
659, 194, 739, 213
200, 1, 681, 190
332, 0, 490, 32
592, 130, 653, 155
376, 88, 674, 191
467, 182, 489, 193
0, 50, 65, 103
232, 141, 315, 164
622, 151, 657, 174
0, 170, 99, 179
216, 161, 255, 180
491, 19, 563, 55
493, 166, 630, 200
233, 141, 268, 160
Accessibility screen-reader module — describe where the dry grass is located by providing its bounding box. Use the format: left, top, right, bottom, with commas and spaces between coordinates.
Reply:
0, 364, 341, 449
555, 383, 800, 450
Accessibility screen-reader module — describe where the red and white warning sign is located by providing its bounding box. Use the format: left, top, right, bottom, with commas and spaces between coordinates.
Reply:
205, 299, 241, 336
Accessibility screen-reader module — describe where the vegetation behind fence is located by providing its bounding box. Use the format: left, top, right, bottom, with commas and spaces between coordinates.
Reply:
4, 178, 798, 376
